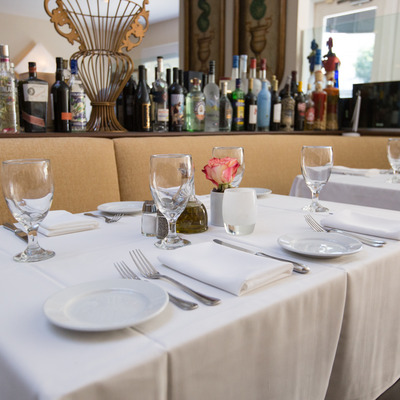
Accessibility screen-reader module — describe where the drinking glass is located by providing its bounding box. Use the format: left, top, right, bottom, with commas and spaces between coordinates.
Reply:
222, 188, 257, 235
301, 145, 333, 212
212, 146, 245, 187
150, 154, 194, 249
2, 159, 55, 262
387, 138, 400, 183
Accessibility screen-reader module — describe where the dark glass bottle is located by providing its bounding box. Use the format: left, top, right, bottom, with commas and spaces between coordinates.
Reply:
168, 67, 184, 131
245, 78, 257, 131
51, 57, 71, 132
19, 62, 48, 132
280, 75, 295, 132
134, 65, 151, 132
152, 56, 169, 132
294, 81, 306, 131
270, 78, 281, 131
166, 68, 171, 87
290, 70, 298, 98
123, 74, 136, 131
231, 78, 245, 131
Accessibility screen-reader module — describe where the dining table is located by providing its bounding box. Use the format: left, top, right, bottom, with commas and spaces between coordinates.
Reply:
1, 193, 400, 400
289, 168, 400, 211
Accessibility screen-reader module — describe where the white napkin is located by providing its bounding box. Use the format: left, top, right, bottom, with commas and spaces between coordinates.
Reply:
332, 166, 380, 177
39, 210, 99, 237
321, 210, 400, 240
158, 242, 293, 296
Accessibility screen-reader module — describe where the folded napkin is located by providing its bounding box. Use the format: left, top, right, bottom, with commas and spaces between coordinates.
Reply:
38, 210, 100, 237
332, 166, 380, 177
321, 210, 400, 240
158, 242, 293, 296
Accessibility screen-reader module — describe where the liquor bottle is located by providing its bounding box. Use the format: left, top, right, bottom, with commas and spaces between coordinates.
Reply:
134, 65, 151, 132
0, 44, 19, 133
280, 75, 295, 132
178, 69, 188, 130
304, 83, 315, 130
244, 78, 257, 131
204, 60, 220, 132
231, 78, 245, 131
258, 58, 271, 90
152, 56, 169, 132
312, 70, 327, 130
257, 79, 271, 131
51, 57, 71, 132
116, 91, 124, 128
219, 80, 232, 132
19, 62, 48, 133
62, 59, 71, 85
249, 57, 262, 96
290, 71, 298, 98
123, 74, 136, 131
185, 77, 205, 132
9, 62, 20, 132
325, 73, 339, 130
168, 67, 184, 131
228, 55, 239, 98
294, 81, 306, 131
239, 54, 248, 94
69, 59, 87, 132
270, 78, 281, 131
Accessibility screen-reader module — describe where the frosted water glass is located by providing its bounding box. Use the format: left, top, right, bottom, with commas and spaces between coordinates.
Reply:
222, 188, 257, 236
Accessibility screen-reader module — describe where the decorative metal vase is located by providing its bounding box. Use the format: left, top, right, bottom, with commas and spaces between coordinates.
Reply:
44, 0, 149, 132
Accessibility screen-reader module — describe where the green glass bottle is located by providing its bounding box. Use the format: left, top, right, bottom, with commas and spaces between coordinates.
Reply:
231, 78, 245, 131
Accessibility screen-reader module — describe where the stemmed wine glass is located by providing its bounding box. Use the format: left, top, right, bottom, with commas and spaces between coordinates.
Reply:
150, 154, 194, 249
301, 145, 333, 212
212, 146, 245, 187
387, 138, 400, 183
2, 159, 55, 262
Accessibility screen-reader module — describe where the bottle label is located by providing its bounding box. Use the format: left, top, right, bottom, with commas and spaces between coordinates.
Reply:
249, 105, 257, 124
157, 108, 169, 122
306, 106, 315, 123
61, 112, 72, 121
23, 83, 48, 102
297, 102, 306, 117
234, 99, 245, 124
22, 110, 46, 127
170, 94, 184, 126
142, 103, 151, 129
273, 103, 282, 123
194, 100, 205, 121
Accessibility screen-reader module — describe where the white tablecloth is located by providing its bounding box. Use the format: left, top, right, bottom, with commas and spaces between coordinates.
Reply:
289, 172, 400, 211
1, 194, 400, 400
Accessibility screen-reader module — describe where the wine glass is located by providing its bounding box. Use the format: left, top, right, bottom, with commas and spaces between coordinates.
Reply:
301, 146, 333, 212
387, 138, 400, 183
2, 159, 55, 262
212, 146, 245, 187
150, 154, 194, 249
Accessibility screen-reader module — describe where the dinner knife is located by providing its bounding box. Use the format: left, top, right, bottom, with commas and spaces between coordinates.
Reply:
3, 223, 28, 243
213, 239, 310, 274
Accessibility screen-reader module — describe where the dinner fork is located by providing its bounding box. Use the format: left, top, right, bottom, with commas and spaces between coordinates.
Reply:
84, 212, 123, 223
130, 249, 221, 306
114, 261, 198, 310
304, 214, 386, 247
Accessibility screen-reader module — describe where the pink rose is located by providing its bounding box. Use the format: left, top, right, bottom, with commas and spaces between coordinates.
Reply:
202, 157, 240, 191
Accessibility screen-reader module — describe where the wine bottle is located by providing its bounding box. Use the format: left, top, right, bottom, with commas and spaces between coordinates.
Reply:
51, 57, 71, 132
19, 61, 48, 133
219, 80, 232, 132
270, 77, 281, 131
123, 74, 136, 131
249, 57, 262, 96
204, 60, 220, 132
152, 56, 169, 132
280, 75, 295, 132
134, 65, 151, 132
231, 78, 245, 131
290, 70, 298, 98
168, 67, 184, 131
178, 69, 188, 130
245, 78, 257, 131
69, 59, 87, 132
294, 81, 306, 131
257, 79, 271, 131
185, 77, 205, 132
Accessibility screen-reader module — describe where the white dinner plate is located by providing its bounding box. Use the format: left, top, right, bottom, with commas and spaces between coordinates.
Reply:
277, 232, 362, 258
43, 279, 168, 332
98, 201, 143, 214
252, 188, 272, 198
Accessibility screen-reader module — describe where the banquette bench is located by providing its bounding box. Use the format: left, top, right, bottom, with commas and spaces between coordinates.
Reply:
0, 134, 390, 224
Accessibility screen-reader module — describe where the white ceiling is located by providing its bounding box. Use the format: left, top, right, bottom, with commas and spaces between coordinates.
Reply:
1, 0, 179, 24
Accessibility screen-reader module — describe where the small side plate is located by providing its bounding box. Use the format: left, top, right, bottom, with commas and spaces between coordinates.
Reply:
252, 188, 272, 198
98, 201, 143, 214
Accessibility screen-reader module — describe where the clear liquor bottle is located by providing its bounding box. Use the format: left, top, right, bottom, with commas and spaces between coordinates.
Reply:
249, 57, 262, 96
134, 65, 151, 132
280, 75, 295, 132
152, 56, 169, 132
231, 78, 245, 131
204, 60, 220, 132
258, 58, 271, 91
185, 77, 205, 132
257, 80, 271, 131
168, 67, 184, 131
69, 59, 87, 132
0, 44, 19, 133
228, 55, 239, 98
239, 54, 248, 95
245, 78, 257, 131
219, 80, 232, 132
19, 61, 48, 132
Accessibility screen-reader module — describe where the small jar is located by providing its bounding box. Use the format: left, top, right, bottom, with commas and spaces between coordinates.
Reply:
141, 200, 157, 237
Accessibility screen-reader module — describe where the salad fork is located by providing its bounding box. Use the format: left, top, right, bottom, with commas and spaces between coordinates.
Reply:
84, 212, 122, 223
304, 214, 385, 247
130, 249, 221, 306
114, 261, 198, 310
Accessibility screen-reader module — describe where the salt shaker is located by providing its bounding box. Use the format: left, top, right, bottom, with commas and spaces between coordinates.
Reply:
141, 200, 157, 237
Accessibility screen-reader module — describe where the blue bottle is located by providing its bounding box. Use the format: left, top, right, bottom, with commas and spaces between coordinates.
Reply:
257, 80, 271, 131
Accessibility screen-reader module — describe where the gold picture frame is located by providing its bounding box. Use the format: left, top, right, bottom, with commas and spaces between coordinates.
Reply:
184, 0, 226, 82
234, 0, 286, 84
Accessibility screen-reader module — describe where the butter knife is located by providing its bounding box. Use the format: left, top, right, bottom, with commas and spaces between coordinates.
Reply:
3, 223, 28, 243
213, 239, 310, 274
